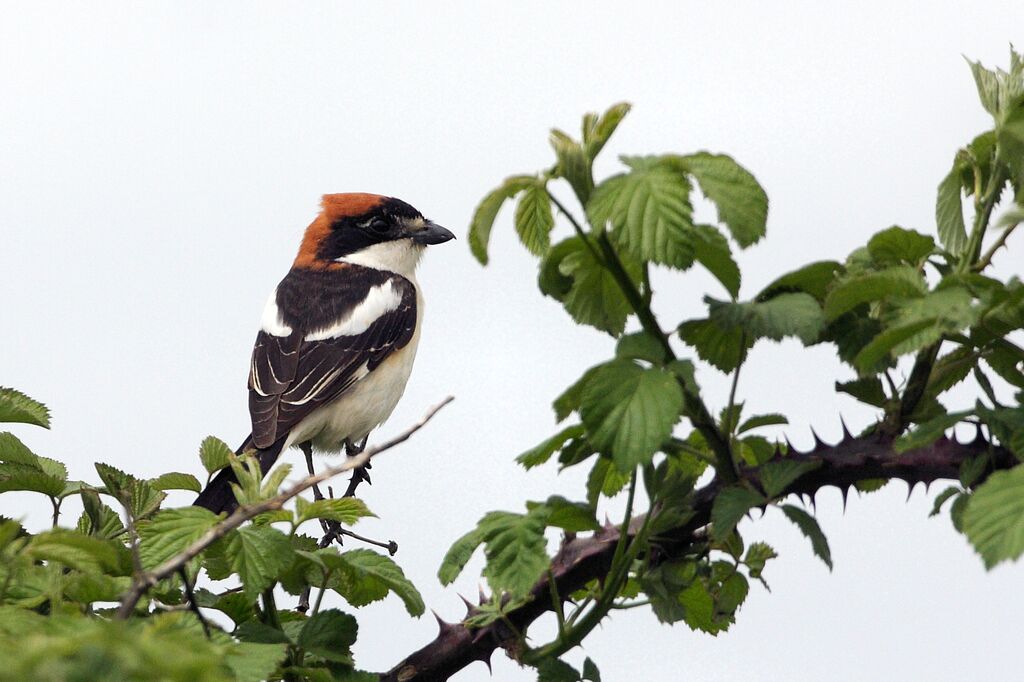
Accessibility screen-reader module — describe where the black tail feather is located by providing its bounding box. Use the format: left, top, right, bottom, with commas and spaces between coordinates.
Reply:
193, 435, 288, 514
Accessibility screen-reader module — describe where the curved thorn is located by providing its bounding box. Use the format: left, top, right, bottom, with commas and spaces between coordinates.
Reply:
810, 426, 826, 448
839, 415, 853, 440
839, 485, 849, 513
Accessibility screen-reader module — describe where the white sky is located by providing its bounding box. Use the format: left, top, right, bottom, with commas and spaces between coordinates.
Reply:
2, 2, 1022, 680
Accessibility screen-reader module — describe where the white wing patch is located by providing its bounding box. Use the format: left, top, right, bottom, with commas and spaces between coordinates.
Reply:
260, 291, 294, 337
304, 280, 403, 342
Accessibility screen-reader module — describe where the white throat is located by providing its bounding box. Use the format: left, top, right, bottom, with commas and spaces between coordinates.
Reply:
337, 240, 424, 279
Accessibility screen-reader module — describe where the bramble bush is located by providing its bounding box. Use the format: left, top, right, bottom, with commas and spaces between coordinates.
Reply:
1, 49, 1023, 681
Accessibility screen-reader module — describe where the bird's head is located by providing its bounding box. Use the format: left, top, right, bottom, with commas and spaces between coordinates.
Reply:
294, 193, 454, 273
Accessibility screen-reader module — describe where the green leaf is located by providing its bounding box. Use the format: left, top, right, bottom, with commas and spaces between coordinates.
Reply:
469, 175, 536, 264
710, 486, 765, 541
579, 360, 683, 471
780, 504, 832, 570
226, 642, 289, 682
537, 496, 599, 532
963, 465, 1024, 568
588, 165, 696, 269
297, 609, 357, 663
585, 457, 632, 506
679, 580, 716, 633
77, 490, 125, 538
679, 152, 768, 248
743, 542, 778, 578
835, 377, 888, 407
759, 460, 821, 498
477, 510, 549, 598
854, 318, 936, 374
438, 528, 484, 586
26, 529, 120, 572
708, 292, 825, 344
0, 463, 66, 497
581, 657, 602, 682
894, 410, 971, 453
936, 163, 969, 256
736, 413, 787, 436
206, 525, 292, 601
537, 658, 580, 682
149, 472, 202, 493
556, 236, 642, 335
550, 129, 593, 205
692, 223, 740, 298
199, 436, 234, 476
615, 331, 669, 364
867, 226, 935, 266
295, 498, 375, 527
0, 388, 50, 428
514, 181, 555, 256
759, 261, 843, 302
138, 507, 220, 570
516, 424, 586, 470
584, 102, 631, 162
641, 560, 696, 624
678, 317, 749, 373
823, 266, 926, 321
930, 486, 962, 518
331, 549, 425, 616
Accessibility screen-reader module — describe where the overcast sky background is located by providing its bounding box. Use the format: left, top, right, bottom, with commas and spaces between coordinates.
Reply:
2, 3, 1023, 680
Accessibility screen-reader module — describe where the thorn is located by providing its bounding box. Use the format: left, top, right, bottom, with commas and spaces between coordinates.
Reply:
839, 415, 852, 440
971, 423, 985, 445
459, 593, 477, 616
950, 428, 959, 444
784, 434, 795, 454
839, 485, 849, 513
809, 492, 817, 512
810, 426, 826, 449
906, 480, 917, 502
923, 480, 932, 495
432, 610, 456, 634
478, 586, 489, 604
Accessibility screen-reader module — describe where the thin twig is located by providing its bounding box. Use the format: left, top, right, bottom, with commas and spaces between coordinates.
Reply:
116, 397, 453, 619
975, 220, 1020, 271
179, 566, 211, 638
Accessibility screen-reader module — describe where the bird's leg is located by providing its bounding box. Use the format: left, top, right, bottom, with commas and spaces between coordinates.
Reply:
300, 441, 331, 535
342, 435, 372, 498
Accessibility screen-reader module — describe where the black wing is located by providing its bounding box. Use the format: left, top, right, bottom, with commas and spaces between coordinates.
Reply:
248, 272, 417, 449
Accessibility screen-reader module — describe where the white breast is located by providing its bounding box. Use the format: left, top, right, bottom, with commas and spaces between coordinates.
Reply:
282, 278, 425, 455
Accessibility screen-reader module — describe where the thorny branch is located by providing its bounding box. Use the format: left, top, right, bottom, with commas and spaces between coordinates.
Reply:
380, 429, 1015, 682
115, 396, 454, 619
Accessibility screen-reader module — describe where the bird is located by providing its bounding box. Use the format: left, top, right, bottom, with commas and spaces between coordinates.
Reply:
194, 193, 454, 513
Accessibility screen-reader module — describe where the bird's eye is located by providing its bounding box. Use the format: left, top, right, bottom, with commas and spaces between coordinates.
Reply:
367, 218, 390, 233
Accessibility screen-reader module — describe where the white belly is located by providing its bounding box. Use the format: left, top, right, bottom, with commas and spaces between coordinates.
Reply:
283, 287, 424, 455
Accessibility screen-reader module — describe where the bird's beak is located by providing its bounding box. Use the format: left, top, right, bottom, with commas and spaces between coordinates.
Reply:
409, 220, 456, 245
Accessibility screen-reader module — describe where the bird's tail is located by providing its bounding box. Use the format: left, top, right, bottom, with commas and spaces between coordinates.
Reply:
193, 435, 287, 514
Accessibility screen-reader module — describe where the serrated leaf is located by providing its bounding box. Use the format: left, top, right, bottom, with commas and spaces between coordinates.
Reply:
708, 292, 825, 345
963, 465, 1024, 568
823, 266, 926, 321
678, 317, 750, 373
476, 510, 549, 599
138, 507, 220, 569
26, 529, 120, 572
854, 318, 936, 374
537, 658, 581, 682
835, 377, 888, 407
437, 527, 484, 586
937, 163, 969, 256
584, 102, 631, 162
588, 165, 696, 269
149, 472, 202, 493
226, 642, 289, 682
199, 436, 233, 476
514, 181, 555, 256
679, 152, 768, 248
297, 609, 357, 663
0, 431, 40, 467
867, 226, 935, 266
894, 410, 970, 453
930, 486, 962, 518
550, 129, 592, 204
295, 498, 375, 527
759, 460, 821, 498
330, 549, 424, 616
759, 261, 843, 302
0, 388, 50, 428
556, 236, 641, 335
586, 457, 632, 507
615, 331, 669, 364
711, 486, 765, 541
780, 504, 832, 570
679, 580, 716, 632
206, 525, 292, 601
692, 223, 740, 298
743, 542, 778, 578
582, 657, 602, 682
469, 175, 536, 264
516, 424, 586, 470
0, 463, 66, 497
537, 495, 599, 532
737, 414, 788, 434
579, 360, 683, 471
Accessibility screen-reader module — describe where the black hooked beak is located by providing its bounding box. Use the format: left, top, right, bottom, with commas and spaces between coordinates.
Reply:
410, 220, 456, 245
